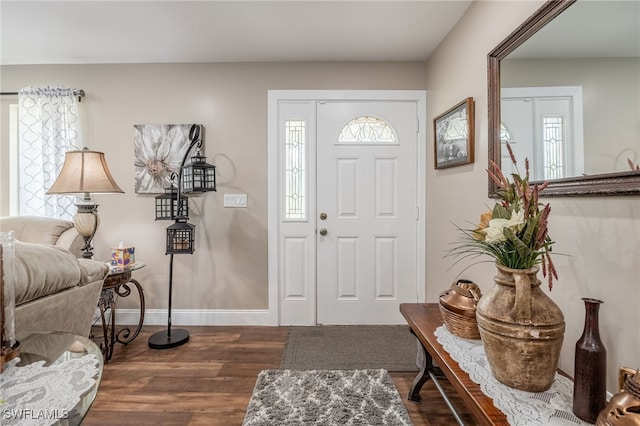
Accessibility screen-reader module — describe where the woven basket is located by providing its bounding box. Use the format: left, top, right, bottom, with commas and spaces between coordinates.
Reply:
439, 279, 482, 340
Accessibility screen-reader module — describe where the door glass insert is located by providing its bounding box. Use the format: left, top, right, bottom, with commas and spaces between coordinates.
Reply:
499, 123, 517, 176
542, 116, 565, 180
339, 116, 397, 143
285, 119, 306, 219
500, 123, 513, 143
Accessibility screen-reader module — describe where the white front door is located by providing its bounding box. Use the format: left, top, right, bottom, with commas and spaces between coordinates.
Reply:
316, 101, 418, 324
269, 90, 425, 326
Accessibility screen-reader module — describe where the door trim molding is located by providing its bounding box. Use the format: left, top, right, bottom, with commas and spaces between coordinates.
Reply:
267, 90, 427, 325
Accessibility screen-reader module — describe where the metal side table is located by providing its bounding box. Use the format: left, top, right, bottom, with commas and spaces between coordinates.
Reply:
97, 261, 146, 361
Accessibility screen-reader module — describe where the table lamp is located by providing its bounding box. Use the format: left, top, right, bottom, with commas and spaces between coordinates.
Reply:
47, 148, 124, 259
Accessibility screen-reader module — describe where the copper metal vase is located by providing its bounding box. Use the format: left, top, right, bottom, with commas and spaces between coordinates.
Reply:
596, 367, 640, 426
439, 279, 482, 339
476, 263, 565, 392
573, 298, 607, 423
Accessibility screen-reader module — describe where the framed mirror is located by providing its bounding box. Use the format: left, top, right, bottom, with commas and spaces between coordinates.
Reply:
488, 0, 640, 196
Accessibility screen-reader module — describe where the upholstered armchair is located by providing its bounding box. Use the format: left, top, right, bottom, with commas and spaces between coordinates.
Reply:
0, 216, 109, 337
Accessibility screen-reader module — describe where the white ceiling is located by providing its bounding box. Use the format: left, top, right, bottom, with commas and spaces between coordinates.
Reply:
0, 1, 473, 65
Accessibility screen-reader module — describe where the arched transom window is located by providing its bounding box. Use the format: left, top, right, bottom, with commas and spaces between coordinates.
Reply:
500, 123, 513, 143
338, 116, 397, 143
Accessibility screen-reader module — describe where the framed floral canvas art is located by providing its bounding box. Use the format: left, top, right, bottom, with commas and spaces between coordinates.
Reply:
134, 124, 203, 194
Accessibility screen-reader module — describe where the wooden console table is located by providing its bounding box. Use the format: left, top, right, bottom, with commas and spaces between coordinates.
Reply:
400, 303, 508, 425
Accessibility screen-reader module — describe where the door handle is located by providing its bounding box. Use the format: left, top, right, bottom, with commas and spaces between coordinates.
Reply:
319, 228, 328, 236
320, 212, 327, 220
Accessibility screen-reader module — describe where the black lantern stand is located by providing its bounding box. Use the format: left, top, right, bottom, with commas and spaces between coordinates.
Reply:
148, 124, 216, 350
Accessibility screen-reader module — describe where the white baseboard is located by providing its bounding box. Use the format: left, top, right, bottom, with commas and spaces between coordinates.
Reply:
114, 309, 277, 326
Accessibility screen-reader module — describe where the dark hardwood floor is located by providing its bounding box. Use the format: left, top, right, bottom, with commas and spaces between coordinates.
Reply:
83, 325, 476, 425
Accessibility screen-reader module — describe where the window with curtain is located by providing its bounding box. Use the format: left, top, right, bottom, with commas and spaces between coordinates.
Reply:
17, 86, 84, 219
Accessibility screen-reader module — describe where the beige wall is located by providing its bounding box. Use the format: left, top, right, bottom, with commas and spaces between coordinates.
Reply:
0, 62, 427, 314
425, 0, 640, 393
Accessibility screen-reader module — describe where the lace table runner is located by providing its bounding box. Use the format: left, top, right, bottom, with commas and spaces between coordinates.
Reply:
434, 326, 589, 425
1, 354, 100, 426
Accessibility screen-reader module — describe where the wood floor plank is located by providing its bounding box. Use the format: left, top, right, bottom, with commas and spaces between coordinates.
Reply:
87, 412, 195, 426
83, 325, 474, 426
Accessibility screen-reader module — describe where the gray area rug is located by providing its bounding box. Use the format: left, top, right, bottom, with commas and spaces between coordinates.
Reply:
243, 369, 413, 426
281, 325, 418, 372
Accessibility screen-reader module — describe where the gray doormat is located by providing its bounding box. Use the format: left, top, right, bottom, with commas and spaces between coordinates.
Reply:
280, 325, 419, 372
243, 369, 412, 425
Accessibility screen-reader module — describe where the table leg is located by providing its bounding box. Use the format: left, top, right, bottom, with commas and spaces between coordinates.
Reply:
97, 288, 116, 361
114, 279, 145, 345
408, 328, 433, 403
406, 328, 465, 425
95, 276, 146, 362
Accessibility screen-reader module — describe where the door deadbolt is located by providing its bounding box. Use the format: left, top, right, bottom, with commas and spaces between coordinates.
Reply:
319, 228, 328, 236
320, 212, 327, 220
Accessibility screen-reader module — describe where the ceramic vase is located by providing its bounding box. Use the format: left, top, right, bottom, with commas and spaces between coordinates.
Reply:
476, 263, 565, 392
573, 298, 607, 423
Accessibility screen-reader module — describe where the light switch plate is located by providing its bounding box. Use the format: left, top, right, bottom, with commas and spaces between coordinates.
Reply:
223, 193, 247, 208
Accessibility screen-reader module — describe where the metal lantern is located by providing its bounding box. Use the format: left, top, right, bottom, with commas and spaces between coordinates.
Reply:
182, 153, 217, 193
165, 221, 195, 255
155, 186, 188, 220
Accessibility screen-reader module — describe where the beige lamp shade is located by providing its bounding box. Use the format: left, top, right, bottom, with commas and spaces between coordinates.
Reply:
47, 149, 123, 259
47, 149, 124, 195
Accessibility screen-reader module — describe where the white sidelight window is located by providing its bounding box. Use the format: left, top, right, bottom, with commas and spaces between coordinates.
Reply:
542, 116, 565, 180
284, 119, 306, 220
